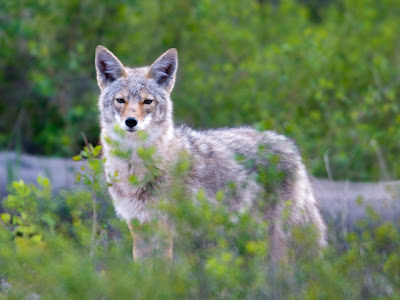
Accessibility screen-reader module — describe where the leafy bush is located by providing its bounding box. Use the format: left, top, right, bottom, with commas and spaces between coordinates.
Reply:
1, 0, 400, 180
1, 149, 400, 298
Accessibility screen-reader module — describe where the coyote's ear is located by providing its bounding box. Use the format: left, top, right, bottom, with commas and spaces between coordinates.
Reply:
95, 45, 126, 90
147, 48, 178, 92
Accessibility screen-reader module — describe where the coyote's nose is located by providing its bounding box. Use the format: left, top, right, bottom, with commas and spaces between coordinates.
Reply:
125, 118, 138, 128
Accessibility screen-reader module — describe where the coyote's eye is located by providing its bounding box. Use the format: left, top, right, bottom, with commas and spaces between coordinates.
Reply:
116, 98, 125, 103
143, 99, 153, 105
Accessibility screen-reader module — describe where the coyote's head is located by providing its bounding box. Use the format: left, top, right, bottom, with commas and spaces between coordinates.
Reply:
95, 46, 177, 137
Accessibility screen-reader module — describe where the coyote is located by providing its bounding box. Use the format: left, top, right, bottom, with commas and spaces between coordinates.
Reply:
95, 46, 327, 261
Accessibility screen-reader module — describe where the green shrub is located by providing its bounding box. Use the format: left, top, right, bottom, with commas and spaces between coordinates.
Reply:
1, 150, 400, 298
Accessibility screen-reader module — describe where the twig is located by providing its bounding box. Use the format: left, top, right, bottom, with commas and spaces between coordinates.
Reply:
81, 131, 90, 149
7, 109, 25, 150
342, 180, 349, 237
370, 139, 390, 181
89, 187, 98, 258
324, 151, 333, 181
81, 131, 98, 258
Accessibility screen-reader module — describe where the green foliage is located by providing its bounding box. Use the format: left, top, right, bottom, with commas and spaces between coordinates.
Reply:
1, 0, 400, 180
1, 152, 400, 298
3, 177, 58, 238
1, 0, 400, 297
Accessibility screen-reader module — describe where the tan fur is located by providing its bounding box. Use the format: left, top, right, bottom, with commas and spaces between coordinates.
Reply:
95, 46, 327, 262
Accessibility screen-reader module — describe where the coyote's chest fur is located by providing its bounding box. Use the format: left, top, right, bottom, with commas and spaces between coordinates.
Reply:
95, 46, 327, 254
104, 150, 156, 223
101, 126, 175, 223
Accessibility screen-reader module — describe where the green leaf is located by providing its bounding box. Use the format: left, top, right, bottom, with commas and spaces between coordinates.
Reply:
37, 176, 50, 187
93, 145, 103, 157
1, 213, 11, 224
73, 155, 82, 161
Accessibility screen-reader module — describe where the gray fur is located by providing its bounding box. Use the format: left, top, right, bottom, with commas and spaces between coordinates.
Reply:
95, 46, 327, 260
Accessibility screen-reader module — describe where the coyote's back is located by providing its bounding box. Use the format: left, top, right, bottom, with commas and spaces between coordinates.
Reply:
95, 46, 327, 260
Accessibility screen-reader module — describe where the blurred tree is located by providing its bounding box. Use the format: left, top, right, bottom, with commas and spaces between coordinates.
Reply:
0, 0, 399, 180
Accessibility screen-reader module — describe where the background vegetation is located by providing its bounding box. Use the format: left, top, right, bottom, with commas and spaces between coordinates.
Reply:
1, 0, 400, 298
1, 0, 399, 180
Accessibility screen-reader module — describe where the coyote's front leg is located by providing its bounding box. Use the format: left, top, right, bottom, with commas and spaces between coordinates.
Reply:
127, 221, 140, 261
126, 220, 174, 261
162, 220, 174, 261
